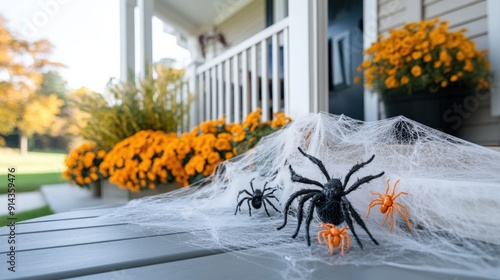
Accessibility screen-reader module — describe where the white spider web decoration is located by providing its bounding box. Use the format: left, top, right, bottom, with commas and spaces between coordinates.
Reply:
102, 113, 500, 279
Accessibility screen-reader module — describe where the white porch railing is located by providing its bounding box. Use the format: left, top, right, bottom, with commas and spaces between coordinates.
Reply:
191, 18, 289, 125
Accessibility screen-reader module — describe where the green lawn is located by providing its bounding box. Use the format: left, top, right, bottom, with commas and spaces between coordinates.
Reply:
0, 206, 54, 227
0, 148, 68, 193
0, 172, 68, 194
0, 148, 66, 174
0, 149, 68, 223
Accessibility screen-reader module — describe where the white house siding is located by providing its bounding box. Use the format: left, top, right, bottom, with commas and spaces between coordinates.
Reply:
217, 0, 266, 46
376, 0, 499, 144
424, 0, 499, 144
378, 0, 408, 34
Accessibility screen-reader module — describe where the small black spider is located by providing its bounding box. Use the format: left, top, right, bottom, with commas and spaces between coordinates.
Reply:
277, 147, 384, 249
235, 178, 281, 217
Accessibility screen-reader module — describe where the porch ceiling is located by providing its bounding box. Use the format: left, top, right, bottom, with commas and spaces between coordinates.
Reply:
155, 0, 254, 33
158, 0, 218, 27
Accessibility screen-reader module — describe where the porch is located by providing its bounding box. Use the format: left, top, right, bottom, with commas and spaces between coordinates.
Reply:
0, 203, 479, 279
122, 0, 500, 144
121, 0, 334, 125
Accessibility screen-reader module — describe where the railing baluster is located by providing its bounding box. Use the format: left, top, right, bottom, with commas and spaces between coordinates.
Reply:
211, 67, 217, 120
261, 38, 269, 121
233, 54, 241, 123
198, 72, 205, 124
251, 44, 258, 111
205, 70, 211, 120
283, 27, 290, 114
225, 59, 232, 123
272, 33, 280, 115
217, 63, 224, 119
182, 81, 187, 131
242, 49, 249, 118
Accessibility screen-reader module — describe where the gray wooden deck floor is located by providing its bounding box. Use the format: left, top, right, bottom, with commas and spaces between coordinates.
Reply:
0, 205, 482, 280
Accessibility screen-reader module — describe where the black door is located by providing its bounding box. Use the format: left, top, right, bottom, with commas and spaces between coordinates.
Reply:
328, 0, 364, 120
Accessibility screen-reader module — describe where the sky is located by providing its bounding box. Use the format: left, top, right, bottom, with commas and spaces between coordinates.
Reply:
0, 0, 191, 92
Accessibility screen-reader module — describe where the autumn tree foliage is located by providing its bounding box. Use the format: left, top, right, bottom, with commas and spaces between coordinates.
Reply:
0, 16, 63, 154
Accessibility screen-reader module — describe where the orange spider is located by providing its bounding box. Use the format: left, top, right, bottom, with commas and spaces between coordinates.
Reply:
366, 179, 411, 232
317, 223, 351, 255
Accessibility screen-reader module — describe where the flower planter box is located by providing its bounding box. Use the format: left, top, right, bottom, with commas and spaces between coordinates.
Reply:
101, 180, 180, 202
89, 180, 102, 197
383, 88, 473, 136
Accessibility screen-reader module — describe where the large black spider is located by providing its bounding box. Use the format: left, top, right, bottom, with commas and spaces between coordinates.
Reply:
277, 147, 384, 249
235, 178, 281, 217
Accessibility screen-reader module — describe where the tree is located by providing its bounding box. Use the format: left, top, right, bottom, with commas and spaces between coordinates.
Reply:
38, 71, 68, 99
0, 16, 63, 154
33, 71, 73, 151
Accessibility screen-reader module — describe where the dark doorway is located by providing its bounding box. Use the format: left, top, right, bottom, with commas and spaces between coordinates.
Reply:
328, 0, 364, 120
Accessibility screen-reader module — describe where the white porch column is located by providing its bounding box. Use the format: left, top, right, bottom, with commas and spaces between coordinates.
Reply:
187, 61, 201, 129
488, 0, 500, 116
120, 0, 136, 81
287, 0, 329, 118
187, 36, 203, 128
138, 0, 153, 77
363, 0, 379, 121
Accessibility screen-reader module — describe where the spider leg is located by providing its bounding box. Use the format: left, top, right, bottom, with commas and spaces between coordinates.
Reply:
394, 201, 409, 214
297, 147, 331, 181
263, 187, 278, 196
394, 205, 412, 230
263, 181, 269, 190
381, 209, 390, 226
250, 178, 256, 193
367, 199, 382, 207
389, 209, 395, 232
342, 155, 376, 189
392, 191, 408, 201
234, 197, 250, 215
370, 191, 385, 200
340, 235, 345, 255
304, 195, 322, 246
323, 232, 330, 245
262, 199, 271, 217
328, 235, 334, 254
341, 200, 363, 249
391, 180, 401, 197
291, 193, 317, 238
265, 194, 279, 202
236, 189, 253, 203
277, 189, 320, 230
344, 197, 379, 246
345, 231, 351, 249
322, 223, 335, 229
289, 165, 324, 189
247, 199, 252, 216
344, 172, 385, 195
317, 230, 324, 244
366, 200, 382, 218
264, 197, 281, 213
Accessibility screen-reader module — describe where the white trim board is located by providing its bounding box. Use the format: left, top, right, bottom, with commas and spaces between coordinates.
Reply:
487, 0, 500, 116
363, 0, 379, 121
